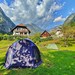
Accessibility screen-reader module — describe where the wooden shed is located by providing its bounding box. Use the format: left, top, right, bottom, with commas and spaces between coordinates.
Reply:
40, 30, 51, 38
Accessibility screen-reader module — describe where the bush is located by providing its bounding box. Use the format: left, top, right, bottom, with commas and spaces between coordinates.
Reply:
13, 36, 28, 40
8, 35, 14, 41
0, 35, 3, 40
0, 33, 3, 40
39, 37, 53, 42
3, 34, 8, 40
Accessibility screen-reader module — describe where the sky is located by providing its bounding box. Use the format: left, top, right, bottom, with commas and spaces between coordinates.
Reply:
0, 0, 75, 30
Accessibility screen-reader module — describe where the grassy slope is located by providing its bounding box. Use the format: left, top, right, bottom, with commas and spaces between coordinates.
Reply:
0, 40, 75, 75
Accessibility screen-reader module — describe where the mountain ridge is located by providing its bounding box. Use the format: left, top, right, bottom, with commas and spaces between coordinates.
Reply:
64, 13, 75, 26
25, 23, 43, 35
0, 7, 15, 33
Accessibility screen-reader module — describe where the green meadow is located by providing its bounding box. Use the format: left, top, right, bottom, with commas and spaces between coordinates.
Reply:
0, 39, 75, 75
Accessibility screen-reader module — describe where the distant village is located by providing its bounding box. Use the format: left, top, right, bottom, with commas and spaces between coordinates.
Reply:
11, 23, 63, 39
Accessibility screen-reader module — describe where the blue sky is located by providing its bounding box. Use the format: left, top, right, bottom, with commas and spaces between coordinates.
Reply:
0, 0, 75, 30
0, 0, 14, 5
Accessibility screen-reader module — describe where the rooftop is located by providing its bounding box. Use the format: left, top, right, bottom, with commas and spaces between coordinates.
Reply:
17, 24, 26, 27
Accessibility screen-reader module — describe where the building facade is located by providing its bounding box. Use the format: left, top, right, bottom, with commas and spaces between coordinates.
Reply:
55, 30, 63, 38
11, 24, 31, 36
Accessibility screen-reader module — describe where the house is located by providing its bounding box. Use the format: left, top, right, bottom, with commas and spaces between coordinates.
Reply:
55, 29, 63, 38
11, 24, 31, 36
40, 30, 51, 38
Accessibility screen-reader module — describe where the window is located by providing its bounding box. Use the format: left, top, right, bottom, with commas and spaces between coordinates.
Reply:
16, 32, 20, 35
20, 32, 23, 35
24, 32, 27, 34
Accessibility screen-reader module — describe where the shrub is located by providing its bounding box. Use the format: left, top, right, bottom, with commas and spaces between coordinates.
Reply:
3, 34, 8, 40
0, 35, 3, 40
39, 37, 53, 42
8, 35, 14, 41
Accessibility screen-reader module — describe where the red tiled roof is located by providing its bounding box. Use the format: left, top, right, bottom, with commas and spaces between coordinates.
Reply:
17, 24, 25, 27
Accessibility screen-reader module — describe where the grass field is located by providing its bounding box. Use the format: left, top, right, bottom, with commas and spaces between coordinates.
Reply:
0, 40, 75, 75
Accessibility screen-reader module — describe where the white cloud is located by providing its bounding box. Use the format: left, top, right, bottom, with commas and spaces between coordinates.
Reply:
53, 15, 66, 22
69, 8, 75, 15
36, 3, 45, 17
72, 8, 74, 11
49, 2, 63, 14
11, 16, 17, 21
36, 0, 52, 17
0, 0, 64, 29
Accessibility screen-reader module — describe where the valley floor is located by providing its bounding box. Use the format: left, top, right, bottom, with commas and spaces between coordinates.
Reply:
0, 40, 75, 75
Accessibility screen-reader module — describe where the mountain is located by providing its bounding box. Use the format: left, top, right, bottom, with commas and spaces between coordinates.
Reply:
0, 7, 15, 33
50, 13, 75, 34
25, 24, 43, 35
64, 13, 75, 26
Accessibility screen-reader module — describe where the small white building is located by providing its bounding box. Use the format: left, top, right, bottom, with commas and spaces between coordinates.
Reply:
55, 30, 63, 38
11, 24, 31, 36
